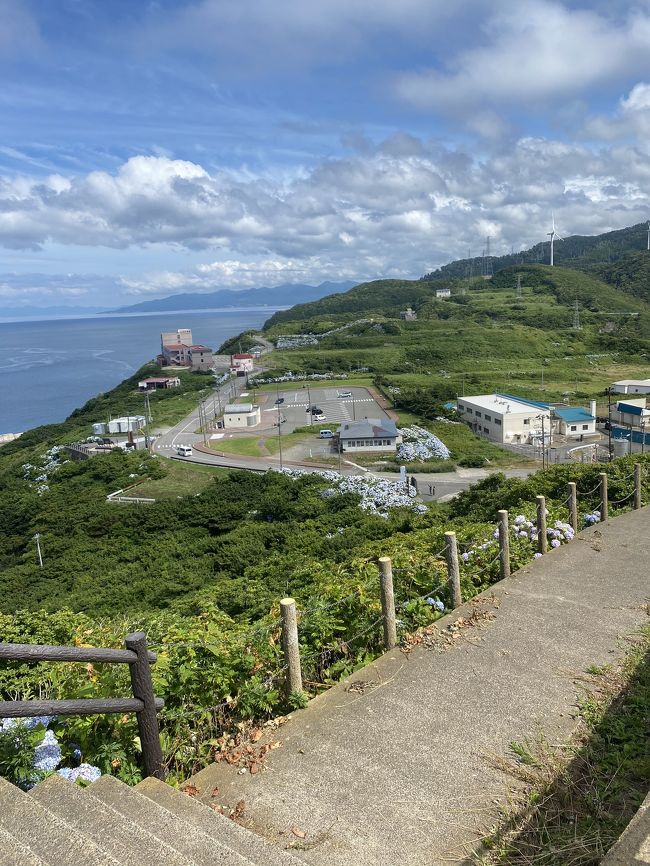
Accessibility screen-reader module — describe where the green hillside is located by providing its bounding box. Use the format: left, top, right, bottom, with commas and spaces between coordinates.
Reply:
590, 249, 650, 303
422, 222, 650, 282
257, 264, 650, 409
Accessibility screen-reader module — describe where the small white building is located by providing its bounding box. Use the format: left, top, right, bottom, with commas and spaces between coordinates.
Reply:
230, 353, 254, 375
338, 418, 401, 452
611, 378, 650, 395
223, 403, 261, 429
105, 416, 146, 434
436, 288, 451, 299
457, 394, 551, 445
553, 406, 597, 439
399, 307, 417, 320
611, 398, 650, 430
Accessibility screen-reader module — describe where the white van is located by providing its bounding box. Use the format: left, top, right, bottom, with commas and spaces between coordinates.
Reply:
176, 444, 193, 456
319, 429, 334, 439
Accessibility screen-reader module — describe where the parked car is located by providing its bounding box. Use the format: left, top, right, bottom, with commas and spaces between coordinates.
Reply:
310, 406, 323, 415
319, 429, 334, 439
338, 390, 352, 398
314, 414, 326, 422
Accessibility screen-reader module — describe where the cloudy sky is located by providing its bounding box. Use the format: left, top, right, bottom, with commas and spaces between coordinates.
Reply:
2, 0, 650, 308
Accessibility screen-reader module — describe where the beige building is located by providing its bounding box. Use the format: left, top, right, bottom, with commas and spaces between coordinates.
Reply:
223, 403, 261, 429
457, 394, 552, 445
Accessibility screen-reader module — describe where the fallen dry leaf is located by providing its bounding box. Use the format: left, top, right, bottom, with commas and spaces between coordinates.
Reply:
291, 826, 307, 839
182, 785, 200, 798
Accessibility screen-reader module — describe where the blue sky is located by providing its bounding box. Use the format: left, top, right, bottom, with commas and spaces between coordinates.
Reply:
2, 0, 650, 308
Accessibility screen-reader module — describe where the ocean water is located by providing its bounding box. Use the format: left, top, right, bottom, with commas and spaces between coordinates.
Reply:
0, 308, 279, 433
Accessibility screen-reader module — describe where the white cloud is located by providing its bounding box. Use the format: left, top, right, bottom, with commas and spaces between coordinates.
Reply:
142, 0, 464, 73
393, 2, 650, 113
3, 135, 650, 300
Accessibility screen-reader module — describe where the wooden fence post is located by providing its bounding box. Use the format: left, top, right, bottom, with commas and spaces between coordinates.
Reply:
600, 472, 608, 522
445, 531, 462, 609
634, 463, 642, 510
124, 631, 165, 780
497, 510, 510, 580
568, 482, 578, 534
280, 598, 303, 697
536, 495, 547, 554
378, 557, 397, 650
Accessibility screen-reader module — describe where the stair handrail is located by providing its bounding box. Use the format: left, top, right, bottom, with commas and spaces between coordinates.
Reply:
0, 631, 165, 780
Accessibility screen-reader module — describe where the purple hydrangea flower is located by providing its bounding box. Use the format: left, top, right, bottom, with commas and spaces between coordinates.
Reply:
534, 552, 543, 559
551, 539, 561, 549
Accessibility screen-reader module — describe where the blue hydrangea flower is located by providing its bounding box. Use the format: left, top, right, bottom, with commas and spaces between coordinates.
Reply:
551, 539, 561, 549
33, 730, 62, 772
57, 763, 101, 784
534, 552, 543, 559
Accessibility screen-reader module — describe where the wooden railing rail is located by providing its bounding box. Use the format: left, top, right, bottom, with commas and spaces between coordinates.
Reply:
0, 630, 165, 780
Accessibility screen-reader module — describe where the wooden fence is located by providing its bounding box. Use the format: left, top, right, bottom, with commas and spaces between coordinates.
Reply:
0, 632, 165, 779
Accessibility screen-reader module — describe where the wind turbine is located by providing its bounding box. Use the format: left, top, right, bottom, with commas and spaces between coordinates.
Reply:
547, 212, 563, 267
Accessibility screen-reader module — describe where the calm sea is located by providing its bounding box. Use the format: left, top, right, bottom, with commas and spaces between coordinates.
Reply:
0, 309, 280, 433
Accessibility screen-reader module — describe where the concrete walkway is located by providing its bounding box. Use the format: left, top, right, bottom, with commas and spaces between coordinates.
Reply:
191, 508, 649, 866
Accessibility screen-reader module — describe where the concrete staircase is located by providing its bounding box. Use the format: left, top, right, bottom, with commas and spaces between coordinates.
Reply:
0, 774, 305, 866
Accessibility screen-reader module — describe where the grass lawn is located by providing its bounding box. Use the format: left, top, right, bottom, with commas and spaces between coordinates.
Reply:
135, 458, 230, 499
208, 436, 266, 457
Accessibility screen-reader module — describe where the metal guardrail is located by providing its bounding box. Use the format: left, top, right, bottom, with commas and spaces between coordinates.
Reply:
0, 631, 165, 779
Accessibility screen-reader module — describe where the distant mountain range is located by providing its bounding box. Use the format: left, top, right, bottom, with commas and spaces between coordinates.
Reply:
0, 304, 110, 320
108, 281, 358, 314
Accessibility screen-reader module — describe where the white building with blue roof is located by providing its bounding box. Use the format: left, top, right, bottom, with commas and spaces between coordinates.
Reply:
553, 406, 597, 439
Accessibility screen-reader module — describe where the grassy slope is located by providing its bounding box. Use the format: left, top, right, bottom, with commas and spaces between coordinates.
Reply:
260, 265, 650, 406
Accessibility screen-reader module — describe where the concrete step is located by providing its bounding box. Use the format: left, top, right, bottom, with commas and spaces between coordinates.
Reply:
136, 777, 305, 866
88, 775, 257, 866
29, 774, 194, 866
0, 825, 48, 866
0, 776, 119, 866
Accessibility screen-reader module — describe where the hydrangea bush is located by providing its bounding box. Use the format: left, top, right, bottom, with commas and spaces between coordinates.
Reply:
0, 716, 101, 789
397, 426, 451, 462
276, 468, 427, 517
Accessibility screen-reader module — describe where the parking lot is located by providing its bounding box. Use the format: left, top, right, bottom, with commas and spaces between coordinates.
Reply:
256, 385, 391, 434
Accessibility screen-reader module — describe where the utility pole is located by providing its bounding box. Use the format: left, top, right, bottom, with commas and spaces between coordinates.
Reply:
572, 300, 581, 331
33, 534, 43, 568
277, 404, 283, 469
516, 273, 522, 299
306, 378, 312, 425
607, 387, 613, 461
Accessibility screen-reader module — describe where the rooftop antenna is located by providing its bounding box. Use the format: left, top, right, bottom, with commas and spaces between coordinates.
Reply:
547, 211, 563, 266
516, 273, 523, 299
572, 299, 581, 330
